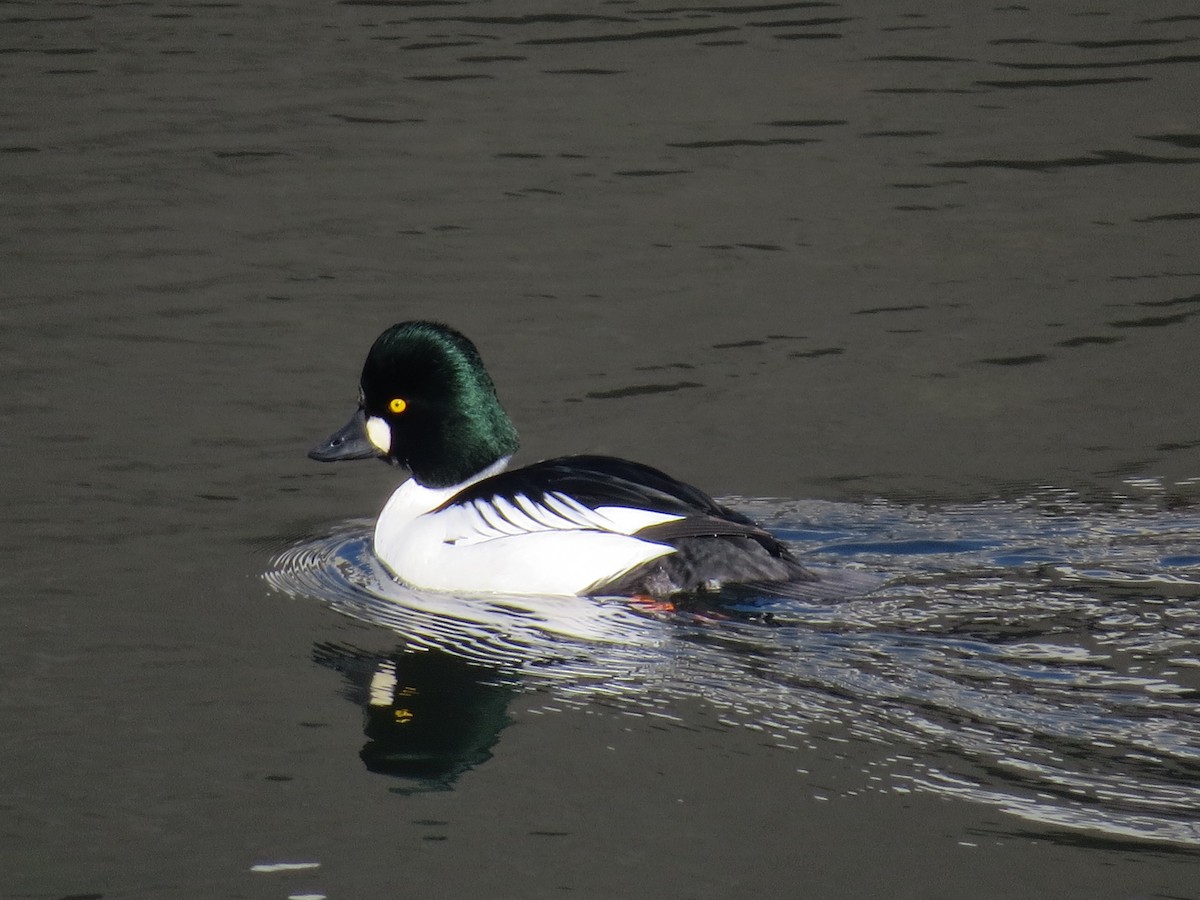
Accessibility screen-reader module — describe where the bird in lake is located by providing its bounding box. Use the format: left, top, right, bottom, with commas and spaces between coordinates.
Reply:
309, 320, 821, 600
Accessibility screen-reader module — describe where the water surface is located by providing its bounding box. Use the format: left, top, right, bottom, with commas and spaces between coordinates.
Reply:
269, 486, 1200, 847
4, 1, 1200, 898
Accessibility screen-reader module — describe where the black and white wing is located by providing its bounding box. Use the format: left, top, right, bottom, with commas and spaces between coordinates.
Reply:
438, 455, 794, 556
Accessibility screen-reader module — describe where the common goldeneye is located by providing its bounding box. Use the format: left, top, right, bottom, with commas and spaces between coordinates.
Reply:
309, 321, 820, 598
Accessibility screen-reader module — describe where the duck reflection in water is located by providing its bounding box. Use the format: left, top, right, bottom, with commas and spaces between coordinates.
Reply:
313, 644, 516, 793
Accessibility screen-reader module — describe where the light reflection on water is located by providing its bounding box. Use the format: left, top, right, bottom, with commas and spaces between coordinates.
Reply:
267, 483, 1200, 847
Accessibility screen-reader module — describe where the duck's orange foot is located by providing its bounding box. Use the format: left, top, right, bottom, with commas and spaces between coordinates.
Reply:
627, 595, 677, 616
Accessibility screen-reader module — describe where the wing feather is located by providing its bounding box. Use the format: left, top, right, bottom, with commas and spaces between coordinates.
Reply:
540, 491, 607, 529
427, 454, 820, 595
434, 455, 789, 550
513, 492, 563, 530
491, 495, 543, 533
442, 455, 726, 519
473, 498, 515, 535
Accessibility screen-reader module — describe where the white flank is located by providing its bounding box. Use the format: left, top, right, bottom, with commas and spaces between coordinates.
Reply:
370, 465, 684, 595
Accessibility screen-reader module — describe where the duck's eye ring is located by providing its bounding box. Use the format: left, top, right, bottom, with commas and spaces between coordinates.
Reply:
388, 397, 408, 414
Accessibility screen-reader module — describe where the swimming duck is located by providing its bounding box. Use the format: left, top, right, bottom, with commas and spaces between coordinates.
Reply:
309, 321, 820, 599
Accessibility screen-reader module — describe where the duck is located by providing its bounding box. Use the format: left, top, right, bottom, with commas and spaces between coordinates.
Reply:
309, 320, 821, 599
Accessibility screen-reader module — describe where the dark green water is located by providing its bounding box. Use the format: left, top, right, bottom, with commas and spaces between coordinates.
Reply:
4, 2, 1199, 897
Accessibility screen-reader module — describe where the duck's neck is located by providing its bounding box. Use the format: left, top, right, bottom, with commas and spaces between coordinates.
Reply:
406, 406, 519, 489
454, 455, 511, 490
403, 456, 512, 509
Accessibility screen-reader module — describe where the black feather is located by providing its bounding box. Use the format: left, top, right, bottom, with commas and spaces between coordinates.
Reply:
441, 455, 735, 519
441, 455, 819, 597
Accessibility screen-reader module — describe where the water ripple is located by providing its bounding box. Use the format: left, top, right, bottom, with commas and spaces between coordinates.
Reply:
268, 489, 1200, 847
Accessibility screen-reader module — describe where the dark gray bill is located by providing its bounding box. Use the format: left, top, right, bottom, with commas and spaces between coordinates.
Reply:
308, 408, 379, 462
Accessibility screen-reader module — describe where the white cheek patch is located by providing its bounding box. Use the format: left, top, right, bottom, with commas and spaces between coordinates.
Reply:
366, 415, 392, 454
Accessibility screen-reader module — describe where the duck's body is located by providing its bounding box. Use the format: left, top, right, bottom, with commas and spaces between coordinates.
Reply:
310, 321, 819, 599
370, 454, 816, 597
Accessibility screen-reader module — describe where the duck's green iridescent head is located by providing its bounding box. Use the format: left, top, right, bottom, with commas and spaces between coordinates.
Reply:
309, 321, 519, 488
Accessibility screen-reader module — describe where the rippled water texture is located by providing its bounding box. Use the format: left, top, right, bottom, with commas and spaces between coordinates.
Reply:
6, 0, 1200, 897
269, 484, 1200, 846
8, 0, 1200, 500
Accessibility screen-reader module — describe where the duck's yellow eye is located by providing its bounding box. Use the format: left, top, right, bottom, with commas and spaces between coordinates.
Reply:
388, 397, 408, 414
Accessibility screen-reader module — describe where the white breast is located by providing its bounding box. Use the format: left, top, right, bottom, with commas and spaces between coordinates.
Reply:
371, 469, 680, 596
